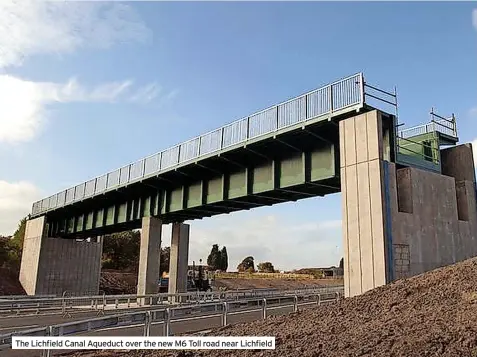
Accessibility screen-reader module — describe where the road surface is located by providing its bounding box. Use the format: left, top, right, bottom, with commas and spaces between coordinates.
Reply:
3, 303, 319, 357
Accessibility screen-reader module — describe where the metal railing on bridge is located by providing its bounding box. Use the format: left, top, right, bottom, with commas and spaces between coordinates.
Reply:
0, 290, 343, 356
33, 72, 399, 216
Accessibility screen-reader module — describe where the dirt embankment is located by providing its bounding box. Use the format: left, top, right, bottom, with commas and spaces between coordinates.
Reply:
0, 267, 25, 295
0, 269, 138, 296
64, 257, 477, 357
100, 270, 138, 295
213, 278, 342, 290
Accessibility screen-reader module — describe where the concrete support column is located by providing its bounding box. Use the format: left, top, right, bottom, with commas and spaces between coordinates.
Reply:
168, 223, 190, 300
137, 217, 162, 297
339, 110, 391, 298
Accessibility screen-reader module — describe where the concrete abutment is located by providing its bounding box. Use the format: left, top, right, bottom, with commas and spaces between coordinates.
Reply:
19, 217, 103, 296
340, 110, 477, 297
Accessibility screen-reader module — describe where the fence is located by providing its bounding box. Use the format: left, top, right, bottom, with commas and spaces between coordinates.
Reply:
214, 272, 316, 280
0, 291, 342, 356
398, 109, 457, 139
0, 286, 344, 318
31, 73, 367, 216
397, 109, 457, 166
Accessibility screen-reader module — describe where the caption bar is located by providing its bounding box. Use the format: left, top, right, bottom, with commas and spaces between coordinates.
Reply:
12, 336, 275, 350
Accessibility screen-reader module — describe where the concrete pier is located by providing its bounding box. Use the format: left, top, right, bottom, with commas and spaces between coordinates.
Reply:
137, 216, 162, 296
168, 223, 190, 299
19, 216, 102, 296
339, 111, 389, 298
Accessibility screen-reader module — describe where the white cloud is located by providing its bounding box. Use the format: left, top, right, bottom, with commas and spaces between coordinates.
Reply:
0, 74, 163, 143
473, 9, 477, 31
0, 1, 176, 144
129, 83, 161, 104
159, 211, 343, 272
0, 0, 150, 69
0, 180, 42, 236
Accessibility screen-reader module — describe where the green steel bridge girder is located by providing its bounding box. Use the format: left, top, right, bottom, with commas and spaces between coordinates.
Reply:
46, 136, 340, 238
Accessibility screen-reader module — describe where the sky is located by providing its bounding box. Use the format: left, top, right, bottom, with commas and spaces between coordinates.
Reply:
0, 1, 476, 271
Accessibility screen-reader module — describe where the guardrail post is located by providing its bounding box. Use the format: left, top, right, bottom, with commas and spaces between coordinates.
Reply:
293, 295, 298, 313
143, 311, 151, 336
335, 292, 340, 302
262, 298, 267, 320
222, 302, 228, 326
61, 294, 66, 316
317, 294, 321, 306
44, 325, 53, 357
164, 308, 171, 336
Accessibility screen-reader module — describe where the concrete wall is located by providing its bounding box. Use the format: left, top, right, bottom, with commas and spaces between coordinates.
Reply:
388, 144, 477, 279
19, 216, 46, 295
19, 216, 103, 296
339, 110, 390, 297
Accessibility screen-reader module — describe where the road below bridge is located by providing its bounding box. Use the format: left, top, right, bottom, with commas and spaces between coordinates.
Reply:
3, 302, 327, 357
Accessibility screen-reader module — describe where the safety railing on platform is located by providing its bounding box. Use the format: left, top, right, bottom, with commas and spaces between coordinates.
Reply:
0, 291, 343, 355
396, 108, 457, 166
0, 286, 344, 317
398, 108, 457, 140
31, 73, 370, 216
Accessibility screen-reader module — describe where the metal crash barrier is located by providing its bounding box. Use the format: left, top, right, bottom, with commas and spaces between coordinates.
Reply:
0, 291, 343, 355
0, 286, 343, 317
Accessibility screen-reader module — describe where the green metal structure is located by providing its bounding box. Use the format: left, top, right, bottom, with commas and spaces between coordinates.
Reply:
30, 73, 458, 238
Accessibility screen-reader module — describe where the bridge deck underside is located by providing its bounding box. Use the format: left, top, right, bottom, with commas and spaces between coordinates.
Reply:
45, 118, 348, 238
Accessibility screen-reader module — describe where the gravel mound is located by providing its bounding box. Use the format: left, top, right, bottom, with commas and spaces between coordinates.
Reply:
64, 257, 477, 357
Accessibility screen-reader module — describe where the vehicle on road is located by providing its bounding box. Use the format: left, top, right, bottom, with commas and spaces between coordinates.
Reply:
158, 260, 212, 293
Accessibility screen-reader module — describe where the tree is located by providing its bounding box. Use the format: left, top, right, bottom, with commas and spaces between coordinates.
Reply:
8, 217, 27, 264
257, 262, 275, 273
160, 246, 170, 276
220, 246, 228, 271
102, 230, 141, 271
207, 244, 223, 270
0, 217, 27, 271
339, 258, 344, 270
237, 256, 255, 272
0, 236, 10, 268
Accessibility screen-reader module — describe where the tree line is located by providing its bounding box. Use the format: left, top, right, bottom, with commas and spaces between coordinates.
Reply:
1, 216, 344, 275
